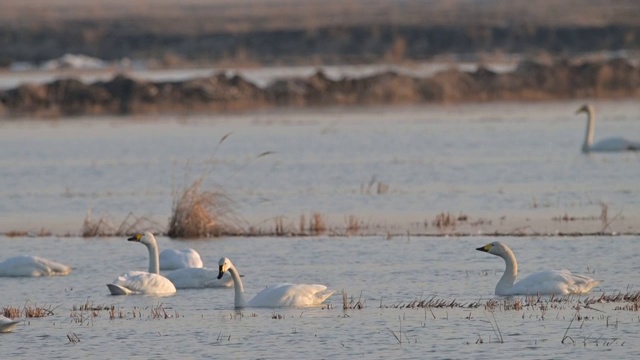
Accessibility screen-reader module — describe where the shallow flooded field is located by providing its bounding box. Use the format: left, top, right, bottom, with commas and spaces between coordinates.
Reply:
1, 235, 639, 359
0, 99, 639, 358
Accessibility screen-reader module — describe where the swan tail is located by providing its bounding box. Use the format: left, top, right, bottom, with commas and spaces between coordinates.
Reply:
314, 289, 336, 304
573, 279, 602, 294
107, 284, 133, 295
50, 264, 73, 276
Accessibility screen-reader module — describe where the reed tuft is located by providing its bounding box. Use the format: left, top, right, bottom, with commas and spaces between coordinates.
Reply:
167, 178, 244, 238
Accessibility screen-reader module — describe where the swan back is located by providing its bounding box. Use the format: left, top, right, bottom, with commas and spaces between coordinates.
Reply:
109, 271, 176, 295
248, 283, 335, 308
159, 248, 204, 270
508, 269, 601, 295
165, 267, 233, 289
0, 316, 20, 333
0, 255, 72, 277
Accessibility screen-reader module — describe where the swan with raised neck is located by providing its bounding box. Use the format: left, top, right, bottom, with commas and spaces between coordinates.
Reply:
476, 241, 601, 295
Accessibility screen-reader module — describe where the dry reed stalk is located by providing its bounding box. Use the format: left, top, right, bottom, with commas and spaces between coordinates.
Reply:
345, 215, 360, 235
299, 214, 306, 234
2, 306, 20, 318
82, 207, 115, 237
433, 212, 456, 229
275, 216, 284, 236
23, 302, 55, 318
309, 212, 326, 234
168, 177, 244, 238
376, 181, 389, 195
82, 209, 163, 237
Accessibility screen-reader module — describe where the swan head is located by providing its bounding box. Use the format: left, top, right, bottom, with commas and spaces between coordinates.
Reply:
575, 103, 593, 115
127, 231, 156, 246
217, 257, 232, 280
476, 241, 509, 256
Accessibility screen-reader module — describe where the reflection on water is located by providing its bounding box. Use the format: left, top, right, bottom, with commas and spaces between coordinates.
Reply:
0, 100, 638, 235
0, 235, 638, 359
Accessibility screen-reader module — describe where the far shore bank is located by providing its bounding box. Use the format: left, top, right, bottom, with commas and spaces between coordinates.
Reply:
1, 58, 639, 119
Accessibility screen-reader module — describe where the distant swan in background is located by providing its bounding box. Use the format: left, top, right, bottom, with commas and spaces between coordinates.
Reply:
0, 255, 72, 277
159, 248, 203, 270
0, 316, 20, 333
576, 104, 640, 153
476, 241, 601, 296
107, 232, 176, 296
217, 257, 334, 309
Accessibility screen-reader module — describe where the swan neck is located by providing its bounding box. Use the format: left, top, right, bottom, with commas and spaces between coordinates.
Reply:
583, 107, 595, 153
146, 240, 160, 274
228, 264, 246, 308
496, 247, 518, 295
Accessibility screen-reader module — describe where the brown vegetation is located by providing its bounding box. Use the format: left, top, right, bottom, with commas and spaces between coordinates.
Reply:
2, 58, 639, 118
81, 210, 163, 237
167, 178, 244, 238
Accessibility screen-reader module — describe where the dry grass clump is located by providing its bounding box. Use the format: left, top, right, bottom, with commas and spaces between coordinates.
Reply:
308, 212, 326, 235
345, 215, 361, 235
4, 301, 56, 318
167, 178, 244, 238
82, 209, 162, 237
2, 306, 20, 318
433, 212, 456, 229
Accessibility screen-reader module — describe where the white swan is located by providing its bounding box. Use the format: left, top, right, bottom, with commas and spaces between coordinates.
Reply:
476, 241, 601, 296
217, 257, 335, 309
0, 255, 72, 277
107, 232, 177, 296
0, 316, 20, 333
159, 248, 203, 270
577, 104, 640, 153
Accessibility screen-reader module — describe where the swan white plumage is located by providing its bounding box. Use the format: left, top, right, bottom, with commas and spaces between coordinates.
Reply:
107, 232, 176, 296
476, 241, 601, 296
159, 248, 204, 270
0, 316, 20, 333
217, 257, 335, 309
577, 104, 640, 153
0, 255, 72, 277
165, 267, 233, 289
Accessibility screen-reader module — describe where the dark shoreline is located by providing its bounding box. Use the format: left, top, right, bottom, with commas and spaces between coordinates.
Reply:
1, 58, 639, 118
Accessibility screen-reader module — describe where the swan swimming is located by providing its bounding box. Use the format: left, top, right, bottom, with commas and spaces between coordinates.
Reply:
0, 316, 20, 333
107, 232, 177, 296
217, 257, 335, 309
576, 104, 640, 153
165, 266, 233, 289
159, 248, 204, 270
476, 241, 601, 296
0, 255, 72, 277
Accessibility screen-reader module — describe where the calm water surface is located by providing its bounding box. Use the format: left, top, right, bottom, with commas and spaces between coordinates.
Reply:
0, 235, 639, 359
0, 100, 638, 235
